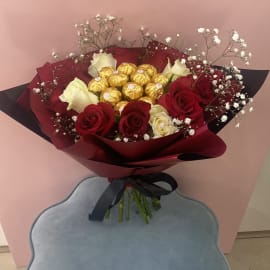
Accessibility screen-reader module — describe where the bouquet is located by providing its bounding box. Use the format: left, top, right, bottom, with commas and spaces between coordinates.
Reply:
1, 15, 268, 223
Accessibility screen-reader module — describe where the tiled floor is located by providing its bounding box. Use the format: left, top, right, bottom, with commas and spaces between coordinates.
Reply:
226, 237, 270, 270
0, 237, 270, 270
0, 252, 25, 270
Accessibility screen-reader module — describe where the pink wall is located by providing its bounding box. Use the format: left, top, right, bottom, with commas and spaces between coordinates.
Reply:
0, 0, 270, 267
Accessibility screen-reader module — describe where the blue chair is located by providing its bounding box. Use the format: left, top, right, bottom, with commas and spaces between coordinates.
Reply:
27, 176, 230, 270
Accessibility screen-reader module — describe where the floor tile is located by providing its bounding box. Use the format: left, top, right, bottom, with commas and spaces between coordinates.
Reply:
0, 252, 26, 270
226, 237, 270, 270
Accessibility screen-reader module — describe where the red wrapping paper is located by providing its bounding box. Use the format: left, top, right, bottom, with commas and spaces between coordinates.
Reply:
18, 41, 227, 178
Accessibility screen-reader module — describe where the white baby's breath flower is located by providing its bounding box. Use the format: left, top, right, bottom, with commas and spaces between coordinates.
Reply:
162, 59, 191, 81
88, 53, 117, 77
197, 28, 205, 33
213, 35, 221, 45
232, 31, 240, 42
188, 129, 195, 136
220, 115, 228, 122
59, 78, 98, 113
165, 36, 172, 43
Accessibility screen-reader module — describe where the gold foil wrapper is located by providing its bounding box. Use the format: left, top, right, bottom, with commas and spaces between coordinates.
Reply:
114, 100, 129, 114
145, 83, 164, 100
137, 64, 157, 78
100, 88, 122, 106
117, 63, 137, 76
122, 82, 143, 100
152, 74, 169, 87
130, 69, 151, 86
139, 96, 155, 105
108, 72, 128, 87
88, 77, 108, 93
99, 66, 115, 79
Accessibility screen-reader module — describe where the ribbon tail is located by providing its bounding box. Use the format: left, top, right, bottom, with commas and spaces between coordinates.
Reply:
89, 179, 126, 221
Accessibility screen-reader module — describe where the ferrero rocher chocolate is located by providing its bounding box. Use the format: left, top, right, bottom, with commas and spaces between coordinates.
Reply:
117, 63, 137, 76
114, 100, 129, 114
88, 77, 108, 93
152, 73, 169, 87
122, 82, 143, 100
137, 64, 157, 78
100, 88, 122, 106
108, 72, 128, 87
130, 69, 151, 86
145, 83, 164, 100
99, 66, 115, 79
139, 96, 155, 105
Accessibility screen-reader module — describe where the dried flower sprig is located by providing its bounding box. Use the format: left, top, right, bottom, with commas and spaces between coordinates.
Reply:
75, 14, 123, 52
196, 27, 252, 66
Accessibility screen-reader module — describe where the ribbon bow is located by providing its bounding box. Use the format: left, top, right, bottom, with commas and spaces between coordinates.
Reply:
89, 172, 178, 221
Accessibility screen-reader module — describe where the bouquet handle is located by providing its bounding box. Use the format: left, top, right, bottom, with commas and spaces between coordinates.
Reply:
89, 172, 178, 222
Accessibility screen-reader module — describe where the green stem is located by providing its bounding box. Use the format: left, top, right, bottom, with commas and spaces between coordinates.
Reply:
105, 209, 111, 219
132, 190, 148, 224
125, 189, 131, 221
151, 197, 161, 211
141, 194, 152, 218
118, 194, 124, 223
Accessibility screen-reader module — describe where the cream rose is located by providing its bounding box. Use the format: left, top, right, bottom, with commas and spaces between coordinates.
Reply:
162, 59, 191, 81
149, 104, 168, 122
149, 105, 178, 138
88, 52, 117, 77
59, 78, 98, 113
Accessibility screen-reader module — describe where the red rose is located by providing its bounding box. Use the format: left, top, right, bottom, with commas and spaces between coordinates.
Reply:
159, 77, 204, 127
119, 101, 151, 138
194, 75, 215, 105
76, 103, 115, 137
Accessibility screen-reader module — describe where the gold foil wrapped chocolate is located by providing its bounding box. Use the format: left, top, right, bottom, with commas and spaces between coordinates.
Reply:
108, 72, 128, 87
100, 88, 122, 106
122, 82, 143, 100
130, 69, 151, 86
145, 83, 164, 100
88, 77, 108, 93
117, 63, 137, 76
114, 100, 129, 114
152, 73, 169, 87
137, 64, 157, 78
99, 66, 115, 79
139, 96, 155, 105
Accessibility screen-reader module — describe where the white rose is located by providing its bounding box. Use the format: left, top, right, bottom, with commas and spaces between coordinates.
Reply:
149, 104, 168, 123
59, 78, 98, 113
149, 106, 178, 138
162, 59, 191, 81
88, 53, 117, 77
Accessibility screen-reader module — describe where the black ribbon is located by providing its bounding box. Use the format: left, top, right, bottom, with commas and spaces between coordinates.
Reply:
88, 172, 178, 221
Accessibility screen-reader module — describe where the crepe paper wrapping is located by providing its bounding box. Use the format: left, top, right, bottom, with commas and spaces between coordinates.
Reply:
60, 124, 226, 178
